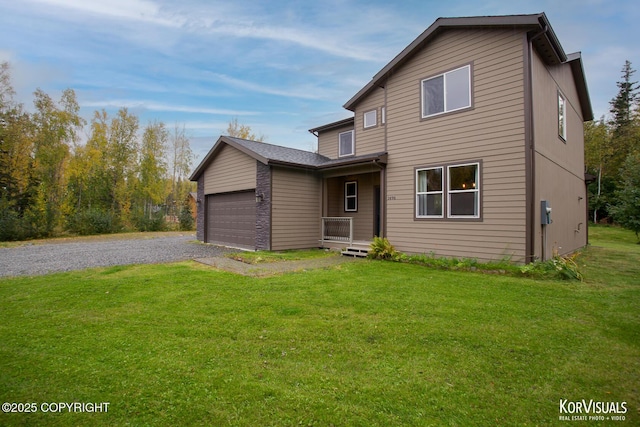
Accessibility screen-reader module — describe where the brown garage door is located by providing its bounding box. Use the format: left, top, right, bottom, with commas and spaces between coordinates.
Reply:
206, 190, 256, 250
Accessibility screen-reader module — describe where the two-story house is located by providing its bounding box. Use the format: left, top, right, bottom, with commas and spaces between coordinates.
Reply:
190, 13, 592, 262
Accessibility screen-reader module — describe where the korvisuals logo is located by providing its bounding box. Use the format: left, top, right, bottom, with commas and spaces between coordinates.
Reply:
558, 399, 627, 422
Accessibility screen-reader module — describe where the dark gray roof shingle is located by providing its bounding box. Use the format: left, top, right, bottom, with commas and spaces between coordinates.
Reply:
226, 137, 331, 167
190, 135, 387, 181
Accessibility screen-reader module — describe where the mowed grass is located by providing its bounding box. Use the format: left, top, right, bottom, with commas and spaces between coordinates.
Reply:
0, 227, 638, 426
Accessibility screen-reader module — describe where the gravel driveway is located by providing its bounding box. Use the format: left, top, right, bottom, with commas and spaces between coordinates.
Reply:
0, 234, 233, 278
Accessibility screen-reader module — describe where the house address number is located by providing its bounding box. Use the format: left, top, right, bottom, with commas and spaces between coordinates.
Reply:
387, 195, 396, 201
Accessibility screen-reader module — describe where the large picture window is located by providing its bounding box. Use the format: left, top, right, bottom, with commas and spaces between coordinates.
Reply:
415, 161, 480, 220
339, 130, 354, 157
422, 65, 471, 118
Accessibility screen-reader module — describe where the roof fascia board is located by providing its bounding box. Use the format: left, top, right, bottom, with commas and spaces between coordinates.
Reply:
344, 14, 546, 111
567, 52, 594, 121
220, 136, 270, 165
269, 153, 387, 171
189, 135, 269, 181
189, 136, 224, 181
309, 117, 354, 134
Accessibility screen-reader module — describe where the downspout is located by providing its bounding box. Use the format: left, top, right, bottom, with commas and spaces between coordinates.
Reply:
373, 158, 386, 239
525, 25, 548, 263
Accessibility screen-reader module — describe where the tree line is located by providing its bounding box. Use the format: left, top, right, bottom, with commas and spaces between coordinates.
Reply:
585, 60, 640, 238
0, 62, 195, 240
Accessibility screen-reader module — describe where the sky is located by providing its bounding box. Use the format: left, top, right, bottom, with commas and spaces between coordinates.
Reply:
0, 0, 637, 165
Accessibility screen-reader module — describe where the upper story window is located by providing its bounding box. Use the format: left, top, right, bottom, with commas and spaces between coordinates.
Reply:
558, 92, 567, 141
338, 130, 354, 157
364, 110, 377, 128
421, 64, 472, 118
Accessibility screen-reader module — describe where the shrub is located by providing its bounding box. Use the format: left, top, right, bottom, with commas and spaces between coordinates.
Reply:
67, 208, 119, 235
179, 204, 195, 231
0, 201, 29, 241
519, 252, 583, 281
369, 237, 401, 261
133, 211, 167, 232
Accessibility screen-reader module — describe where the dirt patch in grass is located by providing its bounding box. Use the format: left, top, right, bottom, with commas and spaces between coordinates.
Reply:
225, 248, 339, 265
197, 253, 356, 276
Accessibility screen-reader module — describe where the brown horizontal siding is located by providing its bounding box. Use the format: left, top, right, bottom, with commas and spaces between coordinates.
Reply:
353, 86, 386, 155
317, 123, 354, 159
383, 28, 528, 262
531, 49, 587, 259
203, 144, 256, 194
271, 167, 321, 250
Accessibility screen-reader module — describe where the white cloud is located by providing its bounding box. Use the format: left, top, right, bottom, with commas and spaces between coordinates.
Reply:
81, 99, 260, 116
29, 0, 185, 27
205, 73, 334, 101
22, 0, 399, 62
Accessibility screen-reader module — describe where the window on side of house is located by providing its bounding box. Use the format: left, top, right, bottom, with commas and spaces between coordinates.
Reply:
416, 167, 443, 218
415, 162, 481, 220
381, 106, 386, 125
364, 110, 377, 128
338, 130, 354, 157
345, 181, 357, 212
558, 92, 567, 141
448, 163, 479, 218
422, 64, 471, 118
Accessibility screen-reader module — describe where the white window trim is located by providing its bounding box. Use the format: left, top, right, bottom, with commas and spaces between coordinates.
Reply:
421, 64, 472, 119
381, 106, 386, 125
364, 110, 377, 128
416, 167, 444, 219
447, 162, 480, 219
414, 162, 481, 220
345, 181, 358, 212
338, 130, 354, 157
558, 92, 567, 141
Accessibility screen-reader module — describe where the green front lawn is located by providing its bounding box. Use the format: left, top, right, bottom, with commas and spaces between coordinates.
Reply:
0, 226, 638, 426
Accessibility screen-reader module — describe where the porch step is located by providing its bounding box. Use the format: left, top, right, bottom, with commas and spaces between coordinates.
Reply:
341, 246, 370, 258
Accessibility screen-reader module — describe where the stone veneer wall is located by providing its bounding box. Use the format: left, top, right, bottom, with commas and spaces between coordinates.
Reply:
255, 161, 271, 250
196, 175, 205, 242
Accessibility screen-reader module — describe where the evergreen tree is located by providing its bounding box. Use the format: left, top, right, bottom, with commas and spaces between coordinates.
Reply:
610, 152, 640, 239
608, 61, 640, 181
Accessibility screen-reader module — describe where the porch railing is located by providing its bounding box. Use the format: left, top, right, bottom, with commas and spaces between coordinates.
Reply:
321, 217, 353, 246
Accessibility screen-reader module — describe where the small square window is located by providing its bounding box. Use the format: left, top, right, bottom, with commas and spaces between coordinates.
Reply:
338, 130, 354, 157
345, 181, 357, 212
364, 110, 377, 128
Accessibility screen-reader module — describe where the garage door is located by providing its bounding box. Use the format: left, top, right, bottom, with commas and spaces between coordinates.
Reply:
206, 190, 256, 250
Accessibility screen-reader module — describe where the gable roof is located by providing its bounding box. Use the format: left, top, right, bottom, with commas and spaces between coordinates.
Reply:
189, 136, 387, 181
343, 12, 593, 121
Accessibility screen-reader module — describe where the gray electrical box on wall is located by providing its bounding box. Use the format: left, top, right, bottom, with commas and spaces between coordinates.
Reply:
541, 200, 552, 225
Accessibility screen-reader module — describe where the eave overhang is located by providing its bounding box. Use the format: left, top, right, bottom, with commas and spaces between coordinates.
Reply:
344, 13, 568, 111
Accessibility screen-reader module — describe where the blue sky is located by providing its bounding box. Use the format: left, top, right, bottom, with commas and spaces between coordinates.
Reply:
0, 0, 637, 164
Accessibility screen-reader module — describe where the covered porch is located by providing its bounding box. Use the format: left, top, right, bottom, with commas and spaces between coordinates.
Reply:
318, 157, 385, 251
